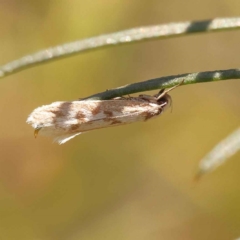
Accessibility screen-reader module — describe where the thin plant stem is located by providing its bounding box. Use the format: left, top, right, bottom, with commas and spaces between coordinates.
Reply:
0, 17, 240, 78
196, 127, 240, 179
82, 68, 240, 100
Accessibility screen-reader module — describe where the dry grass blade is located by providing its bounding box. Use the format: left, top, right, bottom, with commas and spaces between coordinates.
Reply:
196, 127, 240, 179
0, 17, 240, 78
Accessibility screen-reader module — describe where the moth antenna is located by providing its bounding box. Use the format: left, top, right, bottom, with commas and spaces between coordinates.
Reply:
156, 79, 185, 100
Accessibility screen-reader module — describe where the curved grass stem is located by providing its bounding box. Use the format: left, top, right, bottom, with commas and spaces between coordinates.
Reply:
0, 17, 240, 78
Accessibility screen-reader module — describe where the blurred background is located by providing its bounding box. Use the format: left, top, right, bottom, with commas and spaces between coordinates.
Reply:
0, 0, 240, 239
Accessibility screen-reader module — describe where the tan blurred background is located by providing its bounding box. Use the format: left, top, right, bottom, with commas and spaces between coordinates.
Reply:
0, 1, 240, 239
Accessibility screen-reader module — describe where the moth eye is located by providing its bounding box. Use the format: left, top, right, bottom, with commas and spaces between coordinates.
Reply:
157, 95, 167, 104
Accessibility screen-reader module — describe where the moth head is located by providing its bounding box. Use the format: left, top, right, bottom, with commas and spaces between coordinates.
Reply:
156, 91, 172, 111
155, 80, 184, 110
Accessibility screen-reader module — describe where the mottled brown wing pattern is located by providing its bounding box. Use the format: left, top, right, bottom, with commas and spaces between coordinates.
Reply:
27, 90, 174, 144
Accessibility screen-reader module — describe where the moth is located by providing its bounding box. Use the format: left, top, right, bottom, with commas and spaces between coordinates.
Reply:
27, 82, 183, 144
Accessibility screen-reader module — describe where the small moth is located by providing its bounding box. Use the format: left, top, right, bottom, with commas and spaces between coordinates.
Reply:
27, 82, 183, 144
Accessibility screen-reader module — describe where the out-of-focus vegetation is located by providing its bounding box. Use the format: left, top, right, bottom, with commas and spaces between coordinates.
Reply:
0, 1, 240, 240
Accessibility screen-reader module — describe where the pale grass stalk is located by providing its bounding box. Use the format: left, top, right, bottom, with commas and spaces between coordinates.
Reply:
0, 17, 240, 78
196, 127, 240, 179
